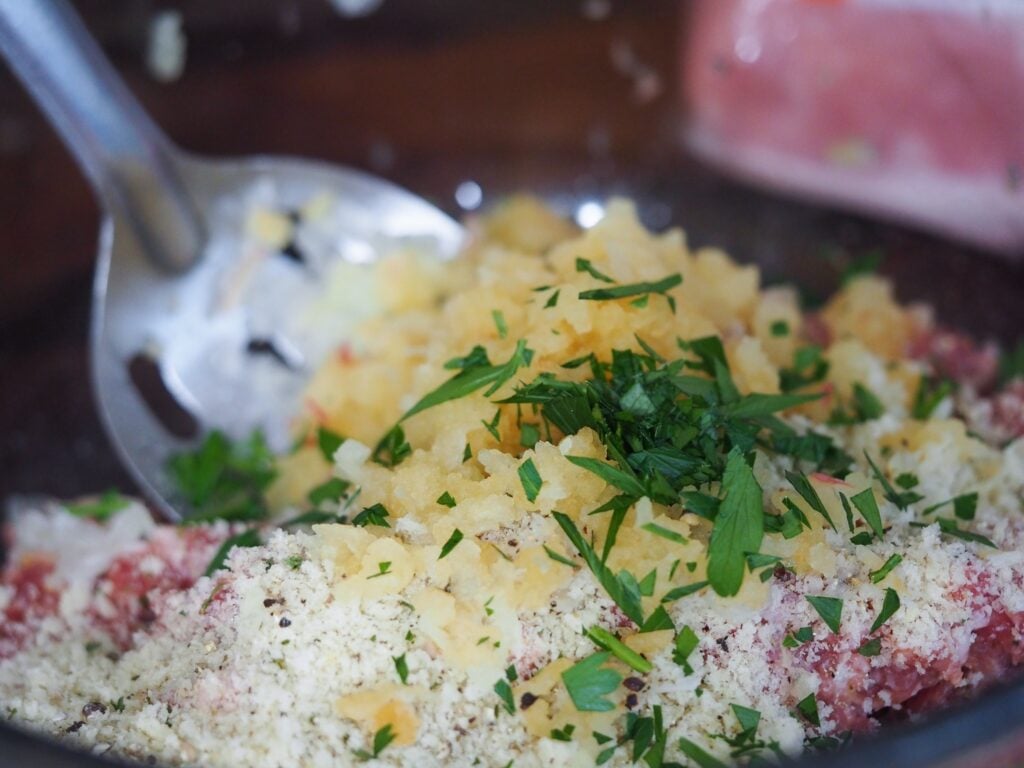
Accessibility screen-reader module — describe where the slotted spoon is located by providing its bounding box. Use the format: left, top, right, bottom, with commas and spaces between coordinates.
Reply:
0, 0, 463, 520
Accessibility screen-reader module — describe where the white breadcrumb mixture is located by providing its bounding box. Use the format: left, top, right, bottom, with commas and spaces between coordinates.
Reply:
3, 426, 1024, 767
3, 196, 1024, 767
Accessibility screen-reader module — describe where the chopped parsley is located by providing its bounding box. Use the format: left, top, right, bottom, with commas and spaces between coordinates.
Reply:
65, 490, 131, 521
438, 529, 464, 559
848, 487, 885, 539
707, 450, 765, 597
561, 652, 622, 712
869, 554, 902, 584
858, 638, 882, 657
493, 678, 515, 715
518, 458, 543, 503
491, 309, 508, 339
770, 320, 790, 337
782, 626, 814, 648
366, 561, 391, 579
912, 376, 955, 420
353, 724, 396, 761
672, 625, 699, 674
307, 477, 349, 507
519, 423, 540, 448
399, 339, 533, 424
578, 273, 682, 303
575, 257, 615, 283
393, 654, 408, 684
371, 425, 411, 467
785, 472, 836, 530
316, 426, 345, 462
585, 626, 652, 674
923, 492, 978, 521
169, 430, 277, 523
641, 522, 688, 544
550, 724, 576, 742
806, 595, 843, 634
795, 693, 820, 727
204, 529, 262, 576
552, 512, 644, 625
351, 503, 390, 528
828, 382, 884, 425
869, 588, 901, 633
865, 452, 923, 510
436, 491, 457, 508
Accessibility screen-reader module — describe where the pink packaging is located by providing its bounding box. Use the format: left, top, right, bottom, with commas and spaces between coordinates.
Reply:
682, 0, 1024, 255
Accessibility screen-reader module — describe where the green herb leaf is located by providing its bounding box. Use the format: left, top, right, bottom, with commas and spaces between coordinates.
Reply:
553, 512, 644, 625
783, 626, 814, 648
317, 427, 345, 462
550, 723, 576, 742
660, 580, 709, 604
678, 737, 729, 768
870, 588, 900, 633
518, 458, 543, 503
170, 430, 277, 523
785, 471, 836, 530
806, 595, 843, 634
795, 693, 820, 727
561, 652, 622, 712
707, 450, 764, 597
308, 477, 349, 507
494, 678, 515, 715
857, 638, 882, 657
640, 522, 688, 544
672, 625, 699, 675
281, 509, 345, 527
436, 491, 457, 508
204, 529, 262, 577
721, 392, 821, 420
520, 423, 541, 448
65, 490, 131, 521
492, 310, 508, 339
372, 424, 411, 468
575, 257, 615, 283
351, 503, 390, 528
935, 516, 995, 547
566, 456, 646, 497
353, 724, 396, 761
585, 626, 653, 674
578, 274, 682, 302
543, 545, 577, 568
438, 529, 464, 560
869, 554, 902, 584
849, 488, 885, 539
865, 452, 923, 510
912, 376, 955, 420
639, 606, 675, 633
544, 289, 561, 309
400, 339, 534, 422
770, 320, 790, 337
366, 561, 392, 580
393, 654, 409, 684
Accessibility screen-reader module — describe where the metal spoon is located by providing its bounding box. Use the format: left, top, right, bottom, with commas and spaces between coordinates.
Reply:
0, 1, 463, 520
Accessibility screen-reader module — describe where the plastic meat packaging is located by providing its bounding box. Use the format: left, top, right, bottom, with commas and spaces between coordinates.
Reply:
682, 0, 1024, 256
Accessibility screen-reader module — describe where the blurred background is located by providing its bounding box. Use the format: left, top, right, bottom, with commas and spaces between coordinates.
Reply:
1, 0, 1023, 502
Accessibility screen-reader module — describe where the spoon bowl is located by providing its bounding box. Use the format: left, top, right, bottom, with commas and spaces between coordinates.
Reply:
0, 1, 463, 520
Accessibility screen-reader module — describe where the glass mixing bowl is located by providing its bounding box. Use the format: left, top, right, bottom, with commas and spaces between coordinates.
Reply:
1, 2, 1022, 766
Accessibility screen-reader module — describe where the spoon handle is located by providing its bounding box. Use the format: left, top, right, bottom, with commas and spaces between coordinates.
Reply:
0, 0, 203, 272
